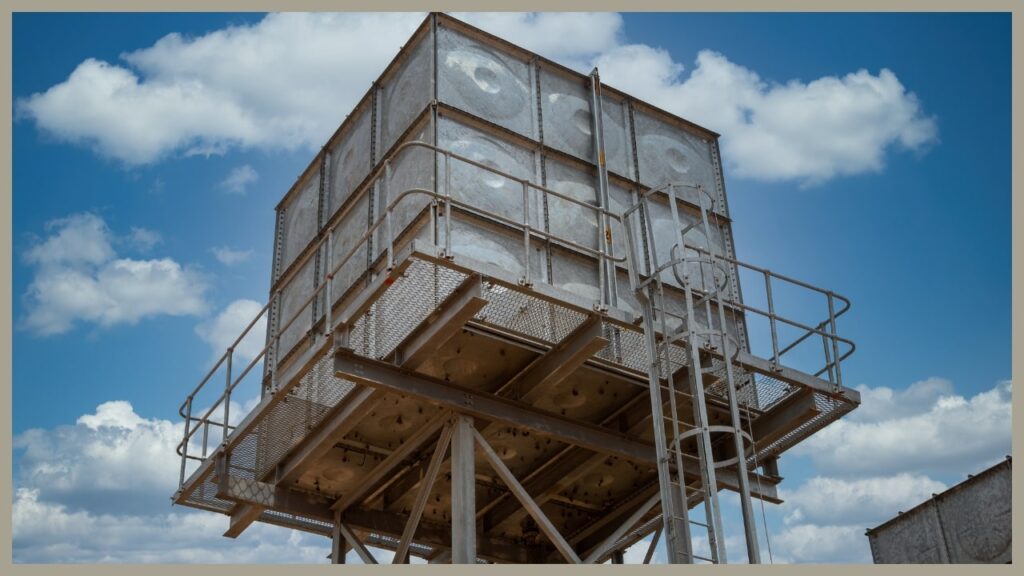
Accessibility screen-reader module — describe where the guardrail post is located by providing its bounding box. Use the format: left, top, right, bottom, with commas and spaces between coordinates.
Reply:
179, 396, 193, 486
223, 347, 233, 446
521, 180, 532, 287
325, 228, 334, 339
764, 272, 779, 369
384, 160, 394, 271
827, 292, 842, 389
444, 152, 452, 259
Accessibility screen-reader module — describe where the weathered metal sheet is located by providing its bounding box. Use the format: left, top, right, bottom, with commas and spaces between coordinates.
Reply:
437, 114, 542, 231
375, 119, 435, 259
538, 68, 634, 182
543, 155, 600, 253
276, 255, 318, 361
441, 211, 547, 284
437, 24, 535, 140
938, 463, 1012, 563
325, 103, 372, 224
278, 172, 321, 277
548, 246, 602, 307
328, 192, 370, 306
868, 459, 1012, 564
633, 108, 721, 212
379, 29, 434, 155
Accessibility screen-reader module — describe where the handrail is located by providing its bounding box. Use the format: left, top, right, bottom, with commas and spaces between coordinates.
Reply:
622, 181, 854, 389
175, 140, 640, 487
176, 137, 857, 489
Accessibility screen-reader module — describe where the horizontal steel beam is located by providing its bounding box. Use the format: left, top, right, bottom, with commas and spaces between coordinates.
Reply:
335, 351, 655, 464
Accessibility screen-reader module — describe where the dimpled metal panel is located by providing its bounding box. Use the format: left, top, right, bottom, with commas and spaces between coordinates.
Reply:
279, 173, 321, 277
276, 256, 317, 362
328, 192, 369, 304
540, 69, 593, 163
375, 121, 434, 259
634, 109, 720, 212
437, 25, 534, 139
380, 30, 433, 154
543, 156, 600, 252
326, 104, 372, 223
437, 115, 542, 229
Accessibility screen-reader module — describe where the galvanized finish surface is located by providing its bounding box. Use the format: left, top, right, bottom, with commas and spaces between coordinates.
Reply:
174, 12, 860, 564
867, 458, 1012, 564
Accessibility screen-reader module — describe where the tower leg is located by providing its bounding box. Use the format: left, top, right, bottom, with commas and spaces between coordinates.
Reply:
451, 414, 477, 564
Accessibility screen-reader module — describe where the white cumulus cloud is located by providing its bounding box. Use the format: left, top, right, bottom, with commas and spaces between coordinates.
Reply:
195, 299, 268, 364
793, 379, 1011, 477
21, 213, 208, 336
594, 47, 937, 185
16, 12, 936, 185
210, 246, 253, 265
219, 164, 259, 194
766, 378, 1011, 563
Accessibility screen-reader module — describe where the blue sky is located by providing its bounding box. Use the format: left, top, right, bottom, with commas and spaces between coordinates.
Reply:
11, 12, 1011, 564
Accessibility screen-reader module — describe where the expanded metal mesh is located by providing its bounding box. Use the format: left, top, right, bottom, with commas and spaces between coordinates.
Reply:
178, 252, 856, 553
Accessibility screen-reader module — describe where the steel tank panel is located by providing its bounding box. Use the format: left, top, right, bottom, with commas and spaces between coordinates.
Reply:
375, 121, 435, 260
278, 172, 321, 279
380, 31, 434, 155
538, 69, 633, 181
276, 255, 318, 363
441, 210, 547, 283
868, 504, 949, 563
938, 465, 1012, 563
600, 93, 635, 180
325, 104, 372, 224
606, 180, 633, 266
328, 191, 370, 306
437, 115, 543, 231
436, 25, 535, 140
642, 193, 729, 293
549, 245, 601, 306
633, 109, 721, 212
543, 155, 600, 253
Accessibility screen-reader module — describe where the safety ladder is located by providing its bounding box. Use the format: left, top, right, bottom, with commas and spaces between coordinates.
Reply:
624, 182, 762, 564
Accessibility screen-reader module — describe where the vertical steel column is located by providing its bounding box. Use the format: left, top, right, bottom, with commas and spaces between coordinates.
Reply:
450, 415, 476, 564
331, 512, 348, 564
588, 68, 615, 309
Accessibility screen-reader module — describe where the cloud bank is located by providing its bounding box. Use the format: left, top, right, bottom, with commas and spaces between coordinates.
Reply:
21, 213, 208, 336
17, 12, 936, 185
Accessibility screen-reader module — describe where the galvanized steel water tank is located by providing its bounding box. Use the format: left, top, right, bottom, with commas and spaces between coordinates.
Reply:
268, 12, 746, 378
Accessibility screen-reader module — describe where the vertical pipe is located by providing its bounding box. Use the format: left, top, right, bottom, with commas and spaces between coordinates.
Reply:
450, 415, 476, 564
